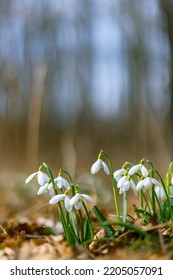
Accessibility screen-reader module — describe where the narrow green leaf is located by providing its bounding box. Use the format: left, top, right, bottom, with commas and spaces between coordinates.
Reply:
92, 205, 115, 238
103, 220, 152, 240
83, 218, 93, 242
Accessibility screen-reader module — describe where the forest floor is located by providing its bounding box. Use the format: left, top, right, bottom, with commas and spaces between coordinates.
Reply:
0, 197, 173, 260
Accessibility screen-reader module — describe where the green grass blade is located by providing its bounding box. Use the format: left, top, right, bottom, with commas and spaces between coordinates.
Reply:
92, 205, 115, 238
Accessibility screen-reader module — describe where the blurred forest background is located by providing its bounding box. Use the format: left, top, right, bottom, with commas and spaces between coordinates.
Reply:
1, 0, 173, 216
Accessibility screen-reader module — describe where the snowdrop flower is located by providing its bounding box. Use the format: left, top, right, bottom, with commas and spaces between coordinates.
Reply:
113, 168, 126, 182
136, 177, 161, 191
49, 194, 72, 212
117, 175, 137, 196
70, 193, 94, 210
155, 185, 173, 202
37, 181, 56, 197
91, 159, 110, 175
37, 183, 49, 195
25, 170, 49, 186
128, 164, 149, 177
54, 176, 70, 190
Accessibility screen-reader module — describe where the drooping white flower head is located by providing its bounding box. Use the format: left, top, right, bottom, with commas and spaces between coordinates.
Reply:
91, 159, 110, 175
37, 183, 49, 195
49, 194, 72, 212
48, 182, 56, 197
37, 181, 56, 197
136, 177, 161, 191
25, 170, 49, 186
70, 193, 94, 210
117, 175, 137, 196
54, 176, 70, 190
113, 168, 126, 182
155, 185, 173, 202
128, 164, 149, 177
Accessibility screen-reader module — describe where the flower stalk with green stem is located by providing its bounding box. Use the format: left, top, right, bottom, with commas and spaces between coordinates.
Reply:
43, 163, 75, 245
96, 150, 120, 222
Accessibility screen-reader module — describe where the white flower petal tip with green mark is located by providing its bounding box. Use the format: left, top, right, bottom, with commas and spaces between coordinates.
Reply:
128, 164, 149, 177
91, 159, 110, 175
49, 194, 72, 212
70, 193, 94, 210
54, 176, 70, 190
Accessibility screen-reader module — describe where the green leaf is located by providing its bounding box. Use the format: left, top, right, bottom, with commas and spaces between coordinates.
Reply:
165, 162, 172, 191
92, 205, 115, 238
83, 218, 93, 242
104, 221, 152, 240
59, 207, 75, 246
42, 162, 54, 181
43, 226, 56, 236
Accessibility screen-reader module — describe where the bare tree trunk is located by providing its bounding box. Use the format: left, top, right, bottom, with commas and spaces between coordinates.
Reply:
160, 0, 173, 124
26, 63, 47, 169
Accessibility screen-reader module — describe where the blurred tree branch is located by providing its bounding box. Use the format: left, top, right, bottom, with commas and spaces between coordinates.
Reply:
160, 0, 173, 124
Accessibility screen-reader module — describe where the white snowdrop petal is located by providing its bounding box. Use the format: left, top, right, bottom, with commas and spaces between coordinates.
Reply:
91, 159, 101, 174
48, 183, 56, 197
143, 178, 152, 189
74, 201, 82, 210
49, 194, 65, 204
151, 178, 161, 187
128, 164, 140, 176
155, 186, 166, 201
25, 172, 38, 184
80, 194, 94, 203
121, 181, 130, 192
37, 171, 49, 186
63, 179, 71, 190
55, 177, 63, 189
141, 165, 149, 177
117, 176, 128, 188
64, 196, 72, 212
113, 169, 126, 181
102, 161, 110, 175
130, 180, 138, 196
70, 193, 81, 206
136, 180, 144, 191
37, 184, 48, 195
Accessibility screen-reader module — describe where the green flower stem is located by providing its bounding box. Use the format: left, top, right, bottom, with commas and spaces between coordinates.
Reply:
60, 168, 73, 184
101, 150, 120, 222
139, 190, 143, 209
141, 190, 152, 214
42, 163, 74, 244
151, 185, 156, 215
82, 201, 94, 240
43, 162, 57, 195
145, 190, 152, 214
123, 192, 127, 223
79, 209, 84, 242
60, 169, 76, 196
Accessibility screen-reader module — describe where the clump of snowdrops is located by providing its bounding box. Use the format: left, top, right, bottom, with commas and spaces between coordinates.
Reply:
25, 150, 173, 245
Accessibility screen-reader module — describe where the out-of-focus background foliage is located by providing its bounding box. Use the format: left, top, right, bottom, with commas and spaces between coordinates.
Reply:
1, 0, 173, 216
